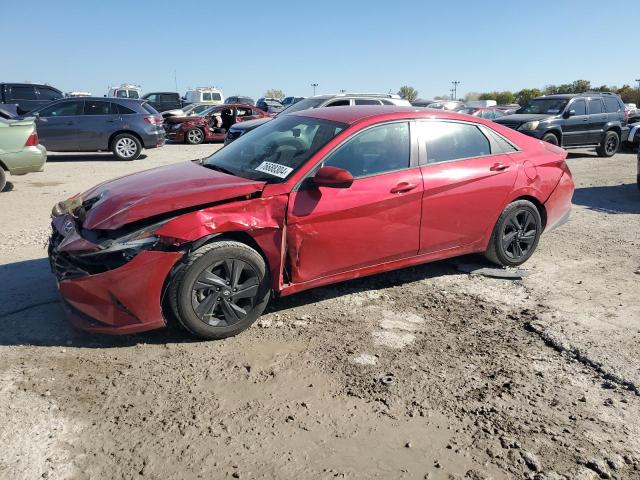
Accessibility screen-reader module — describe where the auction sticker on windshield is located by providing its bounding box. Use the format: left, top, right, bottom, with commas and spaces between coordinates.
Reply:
255, 161, 294, 179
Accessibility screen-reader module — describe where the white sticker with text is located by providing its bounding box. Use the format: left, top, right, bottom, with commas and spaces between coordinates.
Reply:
255, 161, 294, 178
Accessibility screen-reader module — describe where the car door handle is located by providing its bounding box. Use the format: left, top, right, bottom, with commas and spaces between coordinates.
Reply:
390, 182, 418, 194
490, 163, 509, 172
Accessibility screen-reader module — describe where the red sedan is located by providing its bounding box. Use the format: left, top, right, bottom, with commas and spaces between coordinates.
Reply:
165, 103, 270, 144
49, 106, 574, 339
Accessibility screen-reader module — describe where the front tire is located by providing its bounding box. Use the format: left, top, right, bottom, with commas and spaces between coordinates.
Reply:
541, 132, 559, 146
485, 200, 542, 267
112, 134, 142, 160
185, 128, 205, 145
169, 241, 270, 339
596, 130, 619, 157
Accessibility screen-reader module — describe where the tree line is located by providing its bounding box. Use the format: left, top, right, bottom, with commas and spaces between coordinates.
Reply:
396, 80, 639, 106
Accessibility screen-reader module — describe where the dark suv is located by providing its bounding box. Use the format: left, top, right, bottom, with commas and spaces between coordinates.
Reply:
141, 92, 182, 113
29, 97, 165, 160
1, 83, 63, 114
494, 92, 628, 157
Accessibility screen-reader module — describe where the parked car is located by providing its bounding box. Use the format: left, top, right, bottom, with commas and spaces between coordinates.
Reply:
625, 121, 640, 150
458, 107, 507, 120
225, 96, 255, 106
0, 115, 47, 192
161, 103, 212, 119
184, 87, 224, 106
108, 84, 142, 99
256, 97, 285, 115
165, 104, 269, 144
1, 83, 63, 114
411, 99, 434, 107
66, 91, 92, 97
281, 96, 305, 107
142, 92, 182, 113
495, 104, 521, 115
637, 148, 640, 190
494, 92, 628, 157
225, 93, 412, 144
29, 97, 165, 160
626, 103, 640, 124
425, 100, 465, 111
49, 105, 573, 339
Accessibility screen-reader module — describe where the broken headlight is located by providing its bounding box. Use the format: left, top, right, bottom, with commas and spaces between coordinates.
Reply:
78, 220, 170, 259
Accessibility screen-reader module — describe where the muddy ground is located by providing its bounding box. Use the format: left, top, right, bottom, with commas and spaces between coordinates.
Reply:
0, 144, 638, 479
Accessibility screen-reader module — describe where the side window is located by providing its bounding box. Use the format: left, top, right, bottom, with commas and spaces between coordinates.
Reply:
9, 86, 37, 100
419, 121, 491, 164
354, 99, 382, 105
160, 94, 175, 103
203, 93, 212, 101
146, 94, 159, 102
603, 97, 622, 113
493, 110, 505, 118
37, 87, 62, 101
571, 99, 586, 116
380, 99, 395, 105
325, 99, 350, 107
588, 99, 604, 114
84, 100, 112, 115
252, 109, 262, 116
323, 122, 410, 178
39, 100, 83, 117
117, 103, 136, 114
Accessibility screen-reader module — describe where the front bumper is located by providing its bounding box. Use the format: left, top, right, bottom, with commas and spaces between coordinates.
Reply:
55, 250, 182, 334
0, 144, 47, 175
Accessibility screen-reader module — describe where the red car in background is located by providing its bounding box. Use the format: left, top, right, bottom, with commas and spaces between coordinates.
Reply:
165, 103, 269, 144
458, 107, 507, 120
49, 106, 574, 339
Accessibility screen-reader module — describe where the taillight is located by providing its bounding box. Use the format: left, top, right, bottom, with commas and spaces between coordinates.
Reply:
24, 131, 38, 147
144, 116, 163, 125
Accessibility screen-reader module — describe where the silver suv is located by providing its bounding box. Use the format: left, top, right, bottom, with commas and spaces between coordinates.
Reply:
224, 93, 411, 144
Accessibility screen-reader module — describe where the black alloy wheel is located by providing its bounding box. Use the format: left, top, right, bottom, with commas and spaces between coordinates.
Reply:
192, 259, 259, 327
485, 200, 542, 267
597, 131, 619, 157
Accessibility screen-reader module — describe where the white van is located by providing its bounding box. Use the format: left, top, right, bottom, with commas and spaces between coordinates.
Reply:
183, 87, 224, 105
108, 84, 142, 99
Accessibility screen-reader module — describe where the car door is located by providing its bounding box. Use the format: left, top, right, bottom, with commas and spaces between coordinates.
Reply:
415, 120, 518, 254
34, 100, 84, 151
286, 121, 423, 283
162, 94, 181, 111
586, 98, 607, 144
81, 100, 122, 149
561, 98, 588, 146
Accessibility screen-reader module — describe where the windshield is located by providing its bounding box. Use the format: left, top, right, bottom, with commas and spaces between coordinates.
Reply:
517, 98, 568, 115
204, 115, 347, 182
279, 97, 326, 115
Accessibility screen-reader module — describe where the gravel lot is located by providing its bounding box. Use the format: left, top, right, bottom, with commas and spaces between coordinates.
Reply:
0, 143, 638, 479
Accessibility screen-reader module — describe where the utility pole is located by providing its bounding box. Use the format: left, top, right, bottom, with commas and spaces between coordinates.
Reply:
451, 81, 460, 100
636, 78, 640, 105
174, 69, 178, 93
450, 88, 455, 100
311, 83, 318, 96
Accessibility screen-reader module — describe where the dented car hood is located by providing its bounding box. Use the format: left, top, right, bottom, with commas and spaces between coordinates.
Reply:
79, 161, 266, 230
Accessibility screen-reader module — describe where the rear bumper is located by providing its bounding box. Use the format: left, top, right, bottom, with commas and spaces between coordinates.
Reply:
1, 144, 47, 175
55, 250, 182, 334
141, 129, 166, 149
544, 171, 574, 232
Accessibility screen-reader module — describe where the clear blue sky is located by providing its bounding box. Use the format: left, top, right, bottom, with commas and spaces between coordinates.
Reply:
3, 0, 638, 100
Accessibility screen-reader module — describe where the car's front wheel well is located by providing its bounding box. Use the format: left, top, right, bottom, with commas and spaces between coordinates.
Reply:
604, 126, 621, 139
0, 160, 8, 171
543, 130, 561, 144
108, 130, 144, 150
513, 195, 547, 230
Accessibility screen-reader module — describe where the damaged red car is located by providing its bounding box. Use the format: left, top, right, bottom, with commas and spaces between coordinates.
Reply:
49, 106, 574, 339
165, 103, 269, 144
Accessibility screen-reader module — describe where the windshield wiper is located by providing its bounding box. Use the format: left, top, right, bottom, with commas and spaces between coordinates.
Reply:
203, 164, 237, 176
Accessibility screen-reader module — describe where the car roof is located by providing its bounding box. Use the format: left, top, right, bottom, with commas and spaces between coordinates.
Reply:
290, 105, 482, 125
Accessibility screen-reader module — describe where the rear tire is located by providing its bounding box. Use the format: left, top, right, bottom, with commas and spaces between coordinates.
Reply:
169, 241, 270, 339
0, 169, 6, 193
111, 134, 142, 160
185, 128, 205, 145
541, 132, 559, 146
485, 200, 542, 267
596, 130, 619, 157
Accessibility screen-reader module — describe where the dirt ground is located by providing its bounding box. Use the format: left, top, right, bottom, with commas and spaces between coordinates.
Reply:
0, 143, 638, 480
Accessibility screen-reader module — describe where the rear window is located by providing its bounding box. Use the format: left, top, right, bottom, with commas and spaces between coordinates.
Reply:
9, 86, 37, 100
604, 97, 622, 113
203, 93, 212, 101
142, 102, 160, 115
211, 93, 222, 101
117, 103, 136, 114
84, 100, 112, 115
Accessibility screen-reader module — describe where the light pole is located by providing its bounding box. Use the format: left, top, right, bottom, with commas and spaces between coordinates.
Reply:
311, 83, 318, 96
636, 78, 640, 105
451, 81, 460, 100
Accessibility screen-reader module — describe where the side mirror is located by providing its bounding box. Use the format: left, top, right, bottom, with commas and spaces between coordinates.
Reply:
313, 166, 353, 189
564, 110, 575, 118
